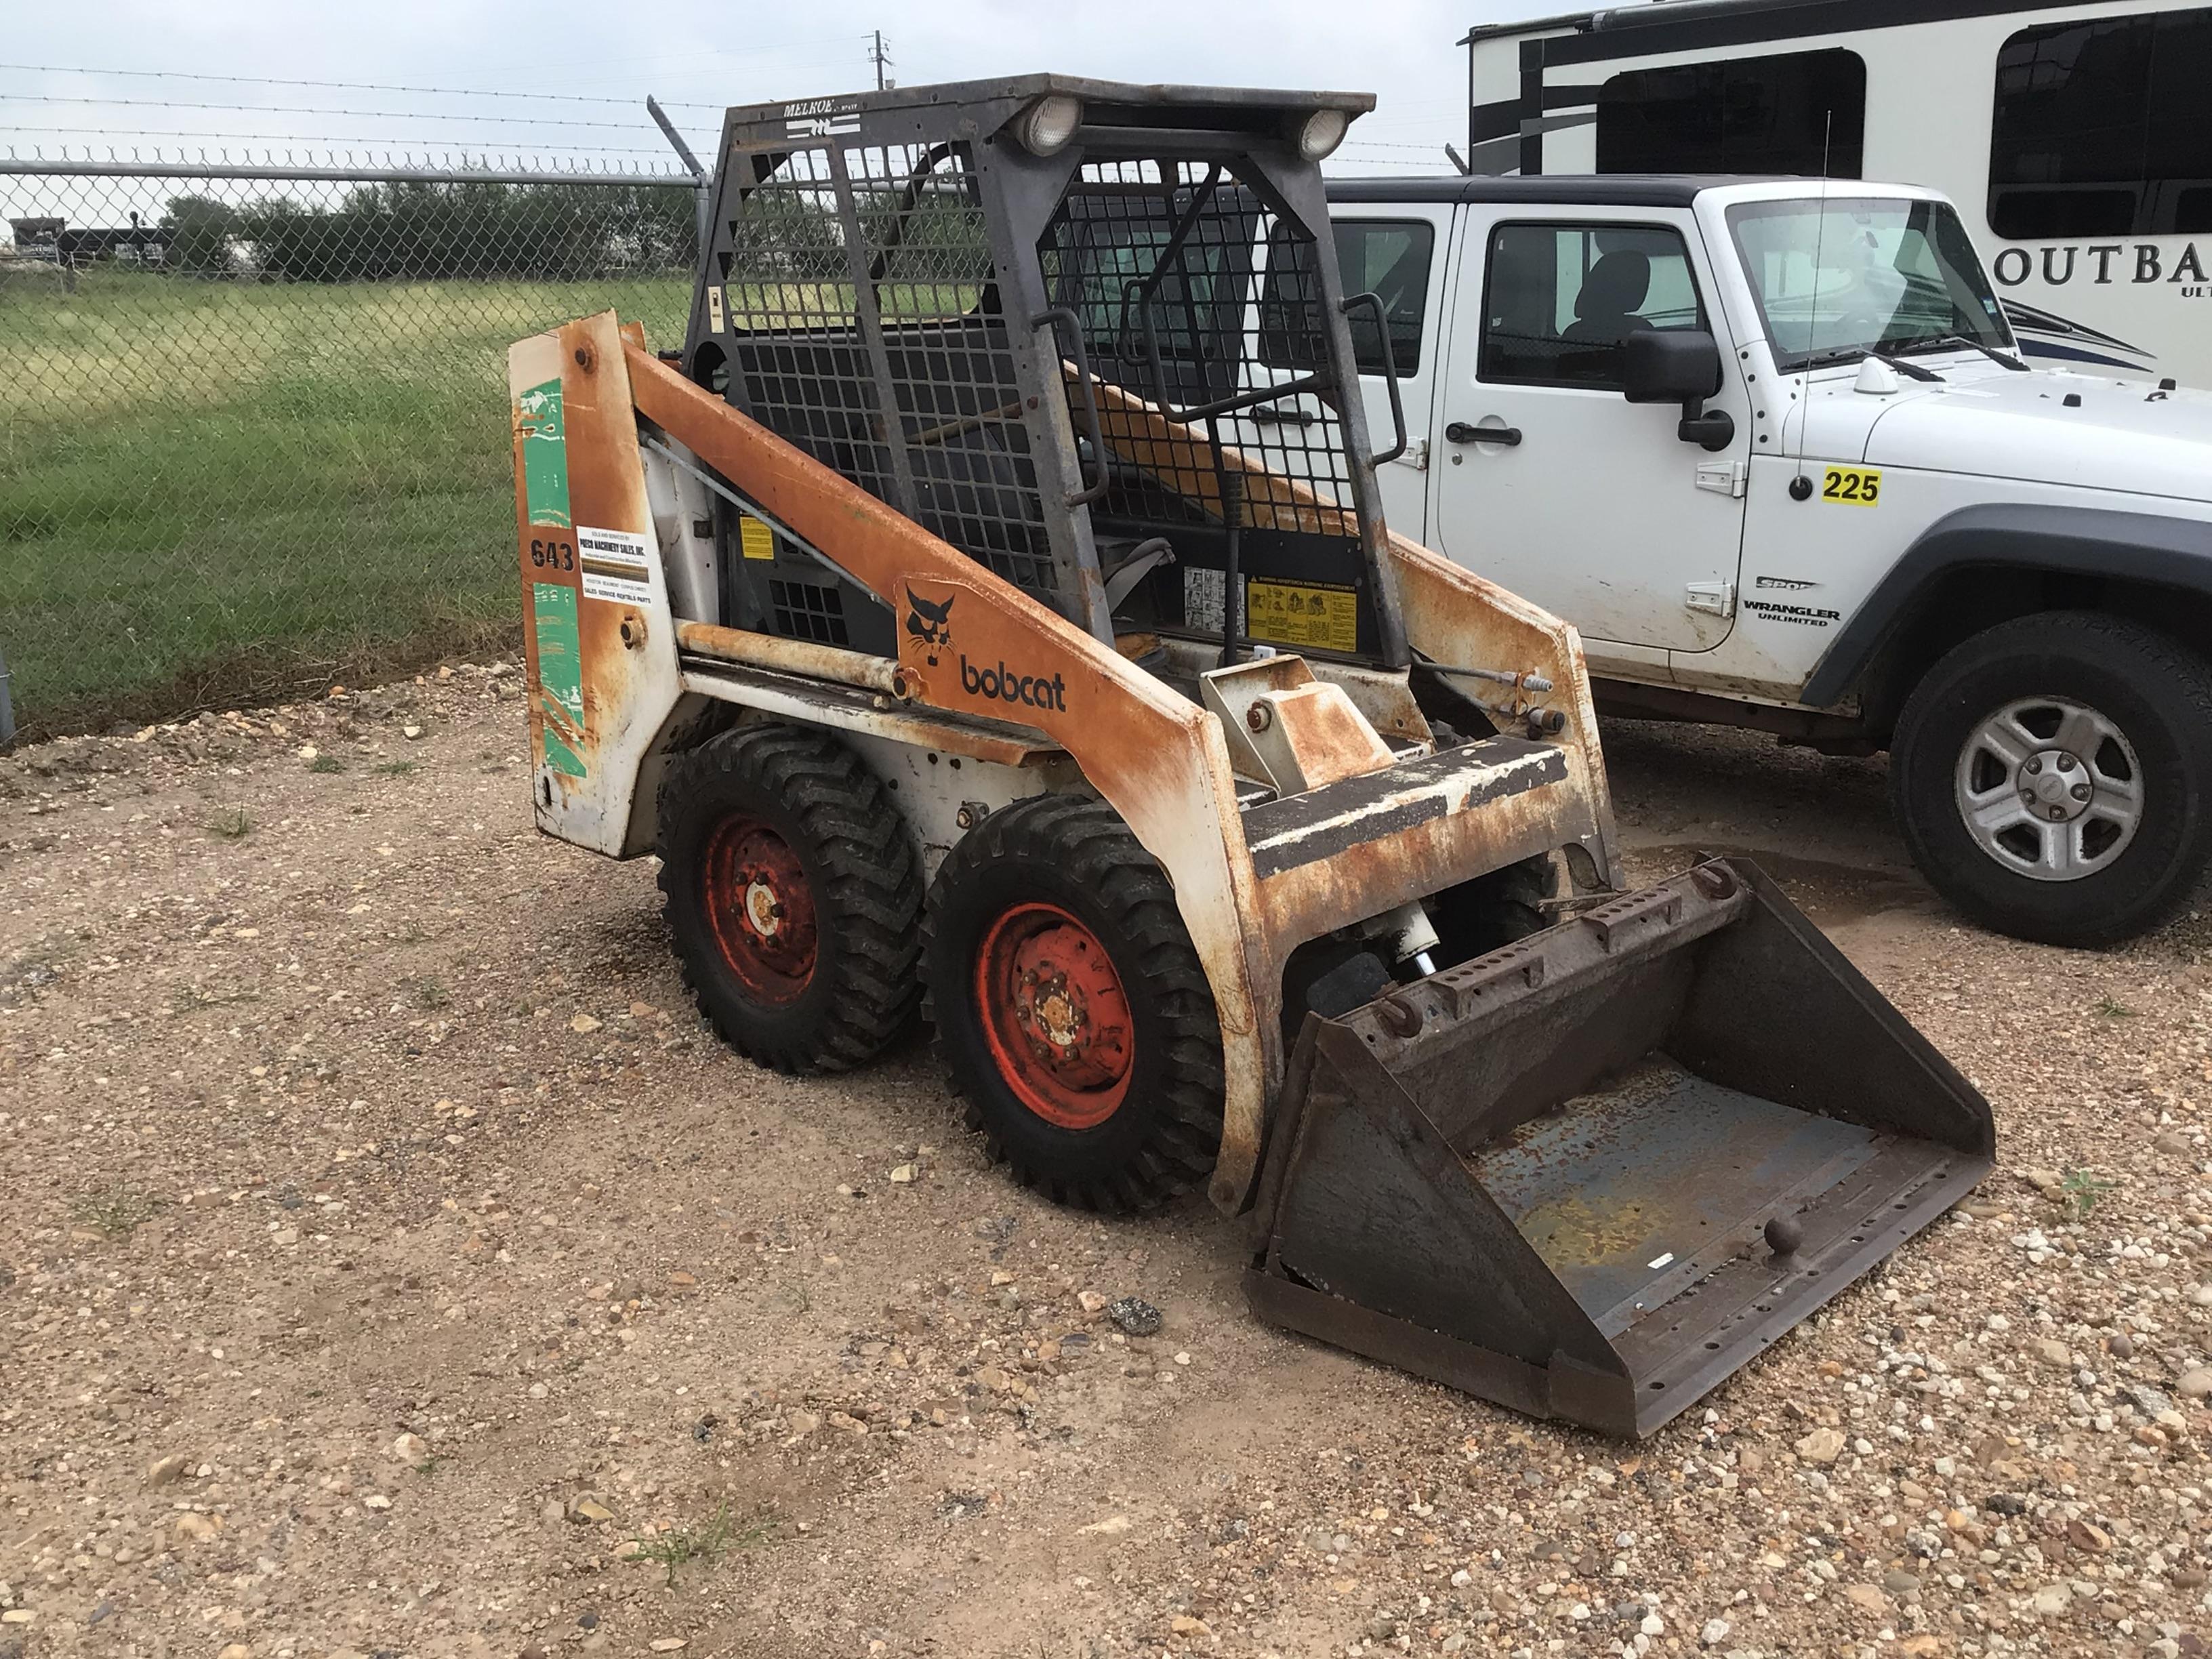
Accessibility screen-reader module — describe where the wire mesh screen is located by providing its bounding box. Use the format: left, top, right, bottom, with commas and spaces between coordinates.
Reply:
0, 161, 700, 741
713, 143, 1056, 600
1040, 161, 1359, 538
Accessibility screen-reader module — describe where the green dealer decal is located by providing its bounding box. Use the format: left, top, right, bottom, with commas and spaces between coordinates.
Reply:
517, 376, 571, 529
531, 581, 588, 777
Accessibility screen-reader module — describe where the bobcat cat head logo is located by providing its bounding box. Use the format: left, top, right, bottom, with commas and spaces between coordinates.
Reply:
904, 587, 955, 664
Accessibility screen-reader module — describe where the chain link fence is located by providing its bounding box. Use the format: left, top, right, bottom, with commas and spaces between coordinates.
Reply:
0, 157, 705, 741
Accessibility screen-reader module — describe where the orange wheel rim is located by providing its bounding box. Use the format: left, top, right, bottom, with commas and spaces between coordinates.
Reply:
974, 901, 1134, 1130
701, 816, 817, 1005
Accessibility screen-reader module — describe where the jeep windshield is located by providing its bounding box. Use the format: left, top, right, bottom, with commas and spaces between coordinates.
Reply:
1725, 197, 2013, 373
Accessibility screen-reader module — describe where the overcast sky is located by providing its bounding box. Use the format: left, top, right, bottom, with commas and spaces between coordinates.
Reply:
0, 1, 1565, 176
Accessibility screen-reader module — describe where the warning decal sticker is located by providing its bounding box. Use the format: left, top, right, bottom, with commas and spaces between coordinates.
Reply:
739, 515, 776, 561
532, 581, 588, 777
577, 524, 653, 607
517, 377, 571, 529
1246, 578, 1358, 655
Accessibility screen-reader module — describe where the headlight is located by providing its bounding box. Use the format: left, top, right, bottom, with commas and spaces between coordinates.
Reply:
1010, 94, 1084, 157
1298, 108, 1351, 162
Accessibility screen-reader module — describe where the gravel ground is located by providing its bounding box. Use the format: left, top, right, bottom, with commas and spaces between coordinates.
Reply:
5, 667, 2212, 1659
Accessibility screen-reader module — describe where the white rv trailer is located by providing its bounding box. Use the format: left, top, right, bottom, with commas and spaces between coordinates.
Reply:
1462, 0, 2212, 382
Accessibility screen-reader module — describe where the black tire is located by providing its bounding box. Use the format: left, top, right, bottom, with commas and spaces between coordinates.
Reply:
922, 794, 1224, 1212
657, 724, 922, 1073
1890, 612, 2212, 947
1427, 853, 1559, 966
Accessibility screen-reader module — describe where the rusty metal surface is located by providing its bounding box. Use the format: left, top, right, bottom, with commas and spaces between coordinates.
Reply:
511, 317, 683, 859
620, 334, 1279, 1210
677, 665, 1061, 771
1253, 743, 1595, 949
1245, 857, 1996, 1437
675, 621, 905, 696
1466, 1060, 1881, 1334
518, 319, 1633, 1215
1388, 534, 1618, 889
1197, 656, 1393, 795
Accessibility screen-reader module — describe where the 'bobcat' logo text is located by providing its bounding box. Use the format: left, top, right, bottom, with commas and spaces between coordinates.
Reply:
960, 657, 1067, 712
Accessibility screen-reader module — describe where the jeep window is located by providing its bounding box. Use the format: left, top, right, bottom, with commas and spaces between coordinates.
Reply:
1264, 219, 1434, 378
1726, 197, 2013, 371
1597, 49, 1867, 177
1478, 223, 1704, 389
1990, 7, 2212, 239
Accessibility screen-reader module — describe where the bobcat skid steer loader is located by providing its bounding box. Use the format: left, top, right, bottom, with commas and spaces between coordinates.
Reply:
506, 75, 1994, 1437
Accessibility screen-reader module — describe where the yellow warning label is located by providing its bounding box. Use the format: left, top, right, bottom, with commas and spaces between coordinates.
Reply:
1246, 579, 1357, 654
739, 516, 775, 560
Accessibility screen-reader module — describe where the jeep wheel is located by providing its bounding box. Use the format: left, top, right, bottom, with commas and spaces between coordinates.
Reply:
1891, 612, 2212, 946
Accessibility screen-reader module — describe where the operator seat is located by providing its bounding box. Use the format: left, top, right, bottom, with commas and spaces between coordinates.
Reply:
1562, 249, 1654, 344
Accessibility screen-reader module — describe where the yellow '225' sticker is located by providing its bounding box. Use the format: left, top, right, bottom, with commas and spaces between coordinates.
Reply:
1822, 465, 1883, 506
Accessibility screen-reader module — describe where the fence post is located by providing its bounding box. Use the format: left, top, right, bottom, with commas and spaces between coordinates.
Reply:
644, 96, 712, 261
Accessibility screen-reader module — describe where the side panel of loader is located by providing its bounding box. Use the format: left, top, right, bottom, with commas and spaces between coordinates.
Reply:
510, 327, 682, 857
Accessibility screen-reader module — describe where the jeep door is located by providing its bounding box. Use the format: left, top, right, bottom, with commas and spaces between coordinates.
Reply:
1431, 206, 1752, 665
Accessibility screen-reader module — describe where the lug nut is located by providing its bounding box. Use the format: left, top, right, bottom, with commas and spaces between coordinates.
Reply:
2049, 806, 2067, 820
2026, 757, 2042, 775
2057, 754, 2076, 772
2071, 783, 2091, 802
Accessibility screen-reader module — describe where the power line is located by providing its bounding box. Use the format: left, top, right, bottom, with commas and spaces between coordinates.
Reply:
0, 49, 874, 109
0, 125, 685, 154
0, 93, 702, 131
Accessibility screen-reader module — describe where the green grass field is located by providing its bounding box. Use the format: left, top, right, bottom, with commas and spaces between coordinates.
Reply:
0, 268, 690, 737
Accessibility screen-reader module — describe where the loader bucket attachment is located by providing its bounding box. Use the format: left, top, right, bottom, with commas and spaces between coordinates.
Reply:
1245, 858, 1993, 1438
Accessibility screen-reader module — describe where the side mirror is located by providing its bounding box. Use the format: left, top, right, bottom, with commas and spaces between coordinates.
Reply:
1622, 329, 1723, 405
1622, 329, 1735, 453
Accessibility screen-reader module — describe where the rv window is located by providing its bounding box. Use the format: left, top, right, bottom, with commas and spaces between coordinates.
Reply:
1990, 8, 2212, 239
1478, 223, 1704, 390
1267, 220, 1435, 377
1596, 50, 1866, 178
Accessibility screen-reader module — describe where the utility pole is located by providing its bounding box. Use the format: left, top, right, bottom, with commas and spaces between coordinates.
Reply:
871, 30, 893, 91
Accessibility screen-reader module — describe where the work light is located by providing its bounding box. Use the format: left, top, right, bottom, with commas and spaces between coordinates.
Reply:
1298, 107, 1350, 161
1010, 94, 1084, 156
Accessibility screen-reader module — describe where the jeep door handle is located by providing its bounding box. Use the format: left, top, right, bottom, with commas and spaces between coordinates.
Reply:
1446, 421, 1521, 447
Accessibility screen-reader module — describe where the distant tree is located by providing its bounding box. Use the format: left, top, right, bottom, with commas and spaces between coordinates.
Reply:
231, 180, 699, 285
161, 194, 238, 274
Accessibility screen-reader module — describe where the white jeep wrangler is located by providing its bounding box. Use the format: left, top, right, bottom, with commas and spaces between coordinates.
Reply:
1296, 176, 2212, 946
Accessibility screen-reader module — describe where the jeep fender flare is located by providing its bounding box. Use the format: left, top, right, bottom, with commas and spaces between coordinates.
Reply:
1800, 503, 2212, 710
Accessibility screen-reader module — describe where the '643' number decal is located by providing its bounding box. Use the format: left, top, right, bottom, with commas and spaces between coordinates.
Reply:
1821, 466, 1883, 506
529, 536, 576, 571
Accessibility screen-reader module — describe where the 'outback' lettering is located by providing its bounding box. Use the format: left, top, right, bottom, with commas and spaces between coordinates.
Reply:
1993, 241, 2210, 289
